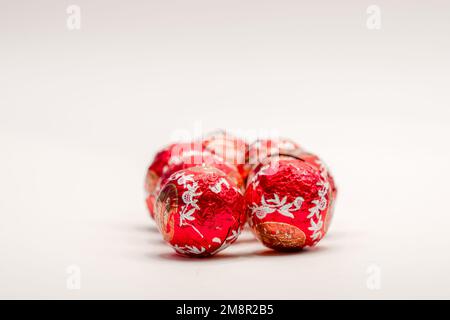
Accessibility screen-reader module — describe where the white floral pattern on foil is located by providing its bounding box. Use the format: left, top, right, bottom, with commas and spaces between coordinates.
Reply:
211, 227, 242, 255
250, 194, 304, 219
209, 178, 230, 194
169, 172, 204, 238
169, 171, 243, 256
306, 159, 330, 245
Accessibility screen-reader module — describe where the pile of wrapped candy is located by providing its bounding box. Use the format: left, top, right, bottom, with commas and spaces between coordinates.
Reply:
144, 130, 337, 257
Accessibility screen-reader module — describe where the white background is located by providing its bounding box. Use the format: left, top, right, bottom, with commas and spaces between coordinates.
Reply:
1, 1, 449, 299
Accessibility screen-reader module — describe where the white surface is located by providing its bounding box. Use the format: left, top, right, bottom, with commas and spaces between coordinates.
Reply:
1, 1, 450, 299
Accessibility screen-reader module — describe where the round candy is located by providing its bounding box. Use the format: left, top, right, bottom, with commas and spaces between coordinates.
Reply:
145, 142, 203, 219
155, 166, 245, 257
202, 131, 250, 180
245, 155, 332, 250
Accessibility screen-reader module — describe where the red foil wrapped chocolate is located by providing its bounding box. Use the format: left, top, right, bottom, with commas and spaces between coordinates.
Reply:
155, 166, 245, 257
245, 155, 332, 250
145, 142, 203, 219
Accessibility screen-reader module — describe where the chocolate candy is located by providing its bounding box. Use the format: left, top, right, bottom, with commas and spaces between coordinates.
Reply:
155, 166, 245, 257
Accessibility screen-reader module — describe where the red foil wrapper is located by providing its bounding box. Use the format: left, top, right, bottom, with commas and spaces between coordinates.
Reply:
145, 142, 203, 219
202, 132, 250, 181
155, 166, 246, 257
245, 155, 332, 250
